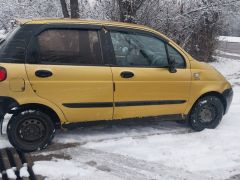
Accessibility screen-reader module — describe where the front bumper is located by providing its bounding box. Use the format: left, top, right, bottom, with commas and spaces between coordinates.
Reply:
222, 88, 233, 114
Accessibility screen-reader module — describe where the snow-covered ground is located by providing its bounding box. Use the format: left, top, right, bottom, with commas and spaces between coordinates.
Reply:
0, 40, 240, 180
218, 36, 240, 43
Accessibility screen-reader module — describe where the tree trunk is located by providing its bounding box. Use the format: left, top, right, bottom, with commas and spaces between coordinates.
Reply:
60, 0, 70, 18
70, 0, 80, 18
116, 0, 146, 23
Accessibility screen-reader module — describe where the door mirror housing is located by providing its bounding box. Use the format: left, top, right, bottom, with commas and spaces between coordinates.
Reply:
168, 58, 177, 73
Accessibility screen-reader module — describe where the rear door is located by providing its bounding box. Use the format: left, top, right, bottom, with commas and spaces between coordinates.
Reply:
107, 28, 191, 119
25, 25, 114, 123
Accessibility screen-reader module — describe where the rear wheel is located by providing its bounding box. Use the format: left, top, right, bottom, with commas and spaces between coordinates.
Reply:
7, 110, 55, 152
189, 96, 224, 131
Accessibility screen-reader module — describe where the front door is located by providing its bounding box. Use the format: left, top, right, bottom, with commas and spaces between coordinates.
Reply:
25, 27, 113, 122
108, 30, 191, 119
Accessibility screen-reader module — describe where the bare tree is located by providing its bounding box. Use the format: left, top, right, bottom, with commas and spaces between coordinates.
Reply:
1, 0, 240, 62
59, 0, 80, 18
116, 0, 146, 23
60, 0, 69, 18
136, 0, 240, 61
70, 0, 80, 18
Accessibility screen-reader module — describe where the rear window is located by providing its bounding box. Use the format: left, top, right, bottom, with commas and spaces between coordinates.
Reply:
0, 25, 38, 63
34, 29, 102, 65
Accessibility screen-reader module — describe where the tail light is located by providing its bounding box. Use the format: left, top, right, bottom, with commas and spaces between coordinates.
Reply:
0, 67, 7, 82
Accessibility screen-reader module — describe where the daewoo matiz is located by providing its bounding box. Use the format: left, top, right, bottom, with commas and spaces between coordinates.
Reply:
0, 19, 233, 152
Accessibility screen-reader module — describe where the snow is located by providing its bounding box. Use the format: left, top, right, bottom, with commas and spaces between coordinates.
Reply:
6, 168, 17, 179
216, 50, 240, 58
88, 0, 96, 8
33, 160, 122, 180
0, 114, 12, 149
33, 160, 91, 178
0, 135, 11, 149
0, 30, 6, 39
211, 56, 240, 86
84, 115, 240, 175
20, 166, 29, 178
218, 36, 240, 43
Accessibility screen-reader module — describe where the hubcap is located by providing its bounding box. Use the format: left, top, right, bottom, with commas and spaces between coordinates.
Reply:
18, 119, 46, 142
198, 105, 216, 123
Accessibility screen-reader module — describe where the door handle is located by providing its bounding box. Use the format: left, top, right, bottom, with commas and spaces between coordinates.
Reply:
120, 71, 134, 78
35, 70, 53, 78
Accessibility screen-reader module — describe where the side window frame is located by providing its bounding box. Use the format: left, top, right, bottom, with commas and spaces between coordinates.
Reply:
166, 43, 187, 69
26, 24, 105, 66
107, 29, 169, 68
105, 26, 187, 69
99, 28, 116, 65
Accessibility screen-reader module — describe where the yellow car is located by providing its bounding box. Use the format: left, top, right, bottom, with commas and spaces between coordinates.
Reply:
0, 19, 233, 152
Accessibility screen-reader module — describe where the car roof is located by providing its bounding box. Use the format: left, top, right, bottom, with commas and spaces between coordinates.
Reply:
20, 18, 147, 28
17, 18, 170, 41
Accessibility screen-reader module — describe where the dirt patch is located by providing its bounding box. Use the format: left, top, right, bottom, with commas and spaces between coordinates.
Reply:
86, 160, 97, 167
35, 142, 79, 153
86, 161, 111, 172
96, 165, 111, 172
32, 153, 72, 161
30, 142, 79, 162
226, 174, 240, 180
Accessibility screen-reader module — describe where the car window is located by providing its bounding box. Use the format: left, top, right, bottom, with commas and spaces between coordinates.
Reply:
0, 26, 28, 63
167, 45, 186, 68
110, 31, 168, 67
37, 29, 102, 65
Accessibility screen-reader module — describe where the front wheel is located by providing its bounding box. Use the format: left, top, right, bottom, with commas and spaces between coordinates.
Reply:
189, 96, 224, 131
7, 110, 55, 152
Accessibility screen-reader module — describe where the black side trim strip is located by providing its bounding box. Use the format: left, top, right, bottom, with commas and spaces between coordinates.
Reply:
62, 100, 186, 108
63, 102, 113, 108
115, 100, 186, 107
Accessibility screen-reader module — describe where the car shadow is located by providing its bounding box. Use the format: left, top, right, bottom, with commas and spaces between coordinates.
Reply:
53, 117, 193, 147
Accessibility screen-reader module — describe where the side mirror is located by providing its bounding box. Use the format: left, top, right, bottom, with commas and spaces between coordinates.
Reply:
168, 58, 177, 73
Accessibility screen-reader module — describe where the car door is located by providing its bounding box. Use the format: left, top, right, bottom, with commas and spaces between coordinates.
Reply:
25, 26, 114, 123
107, 28, 191, 119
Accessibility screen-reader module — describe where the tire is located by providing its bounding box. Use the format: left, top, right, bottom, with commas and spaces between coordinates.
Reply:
7, 110, 55, 152
189, 96, 224, 131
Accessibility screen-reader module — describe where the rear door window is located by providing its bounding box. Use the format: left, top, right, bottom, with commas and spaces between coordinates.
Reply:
36, 29, 102, 65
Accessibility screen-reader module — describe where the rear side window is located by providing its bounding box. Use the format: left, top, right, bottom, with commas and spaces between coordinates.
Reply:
0, 27, 26, 63
36, 29, 102, 65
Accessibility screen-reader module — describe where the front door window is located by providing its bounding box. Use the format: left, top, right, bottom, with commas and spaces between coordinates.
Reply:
110, 31, 169, 67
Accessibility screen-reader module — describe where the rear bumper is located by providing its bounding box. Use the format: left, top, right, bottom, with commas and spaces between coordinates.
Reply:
0, 96, 19, 134
222, 88, 233, 114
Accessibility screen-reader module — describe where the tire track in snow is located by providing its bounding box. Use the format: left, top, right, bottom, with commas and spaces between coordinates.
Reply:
36, 145, 211, 180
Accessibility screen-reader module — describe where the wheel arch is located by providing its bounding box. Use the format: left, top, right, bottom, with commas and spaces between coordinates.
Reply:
12, 103, 62, 128
187, 91, 227, 117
